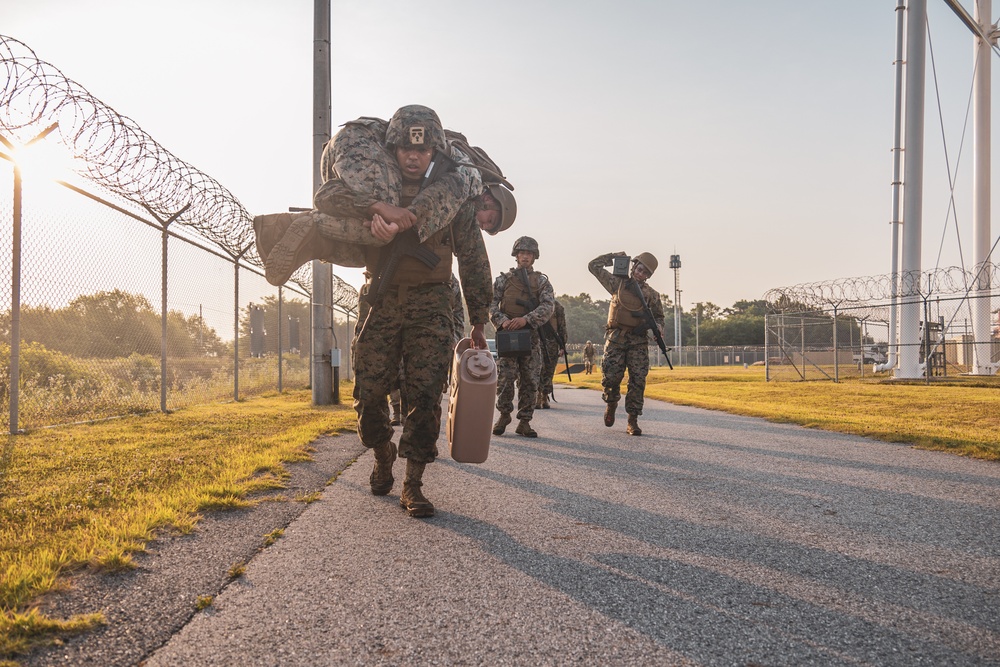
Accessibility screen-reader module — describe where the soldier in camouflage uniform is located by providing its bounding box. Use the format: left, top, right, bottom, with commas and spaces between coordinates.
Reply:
589, 251, 664, 436
490, 236, 555, 438
536, 299, 567, 409
323, 106, 493, 518
583, 340, 596, 374
253, 112, 515, 285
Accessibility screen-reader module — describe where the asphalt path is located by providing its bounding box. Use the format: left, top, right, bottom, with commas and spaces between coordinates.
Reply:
130, 384, 1000, 666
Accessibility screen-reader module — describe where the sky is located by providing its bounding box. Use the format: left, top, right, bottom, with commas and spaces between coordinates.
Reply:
4, 0, 997, 311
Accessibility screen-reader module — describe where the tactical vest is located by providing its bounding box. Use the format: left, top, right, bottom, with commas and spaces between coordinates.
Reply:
363, 180, 453, 288
608, 280, 645, 330
547, 305, 563, 332
500, 270, 540, 317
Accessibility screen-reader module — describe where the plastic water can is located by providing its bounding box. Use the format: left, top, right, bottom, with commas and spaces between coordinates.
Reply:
446, 338, 498, 463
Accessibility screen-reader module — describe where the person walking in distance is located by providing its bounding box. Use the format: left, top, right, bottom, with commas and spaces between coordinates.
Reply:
583, 340, 596, 374
588, 251, 664, 436
490, 236, 554, 438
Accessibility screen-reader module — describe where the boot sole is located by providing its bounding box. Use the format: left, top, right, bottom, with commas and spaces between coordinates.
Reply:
400, 501, 435, 517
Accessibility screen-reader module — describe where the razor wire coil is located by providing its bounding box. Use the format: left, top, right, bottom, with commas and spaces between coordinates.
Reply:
0, 34, 358, 314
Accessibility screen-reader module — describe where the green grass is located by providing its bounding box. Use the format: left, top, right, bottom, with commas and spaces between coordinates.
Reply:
563, 366, 1000, 459
0, 389, 356, 659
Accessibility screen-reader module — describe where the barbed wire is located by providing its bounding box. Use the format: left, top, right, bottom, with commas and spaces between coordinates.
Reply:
0, 34, 358, 314
765, 262, 1000, 314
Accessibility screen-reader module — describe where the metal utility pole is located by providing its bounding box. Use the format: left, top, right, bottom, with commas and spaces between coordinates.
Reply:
970, 0, 997, 375
896, 0, 928, 379
311, 0, 335, 404
670, 254, 682, 358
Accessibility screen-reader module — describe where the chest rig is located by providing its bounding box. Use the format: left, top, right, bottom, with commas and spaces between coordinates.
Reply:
500, 269, 540, 317
608, 279, 645, 331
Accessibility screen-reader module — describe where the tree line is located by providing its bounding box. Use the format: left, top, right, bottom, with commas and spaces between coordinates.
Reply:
554, 294, 771, 346
1, 289, 864, 360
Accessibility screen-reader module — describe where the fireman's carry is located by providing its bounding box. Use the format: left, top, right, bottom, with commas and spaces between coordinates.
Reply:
446, 338, 498, 463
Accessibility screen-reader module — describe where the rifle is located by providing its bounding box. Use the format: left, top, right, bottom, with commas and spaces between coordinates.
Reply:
628, 279, 673, 370
513, 268, 572, 382
356, 149, 454, 340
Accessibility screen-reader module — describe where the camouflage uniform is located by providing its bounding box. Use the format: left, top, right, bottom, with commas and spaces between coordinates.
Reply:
589, 252, 665, 419
314, 117, 482, 247
450, 273, 466, 345
253, 111, 483, 285
538, 299, 568, 405
391, 272, 463, 423
353, 201, 490, 465
583, 341, 596, 374
489, 266, 555, 425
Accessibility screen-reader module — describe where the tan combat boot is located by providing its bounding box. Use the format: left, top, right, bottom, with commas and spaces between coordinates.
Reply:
626, 414, 642, 436
390, 401, 402, 426
535, 391, 544, 409
492, 413, 512, 436
258, 211, 337, 286
253, 212, 295, 261
399, 460, 434, 518
515, 419, 537, 438
541, 393, 550, 409
369, 441, 397, 495
604, 401, 618, 427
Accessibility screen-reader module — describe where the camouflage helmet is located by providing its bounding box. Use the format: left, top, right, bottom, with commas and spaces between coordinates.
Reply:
385, 105, 447, 153
632, 252, 658, 276
511, 235, 539, 258
485, 184, 517, 235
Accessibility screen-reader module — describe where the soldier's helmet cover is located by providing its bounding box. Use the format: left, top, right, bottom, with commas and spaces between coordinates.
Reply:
511, 236, 539, 258
633, 252, 658, 276
385, 105, 447, 153
486, 184, 517, 235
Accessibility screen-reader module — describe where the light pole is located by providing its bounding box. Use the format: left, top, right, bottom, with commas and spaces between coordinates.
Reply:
669, 254, 681, 360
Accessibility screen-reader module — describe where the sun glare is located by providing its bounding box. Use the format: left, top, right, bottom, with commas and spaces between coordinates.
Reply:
11, 138, 77, 183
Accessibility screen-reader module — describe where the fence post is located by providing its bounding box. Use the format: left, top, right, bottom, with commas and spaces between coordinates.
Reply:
161, 222, 168, 412
833, 305, 839, 383
278, 286, 284, 393
7, 149, 22, 434
144, 203, 189, 413
765, 315, 770, 381
3, 126, 57, 433
923, 296, 931, 384
234, 260, 240, 401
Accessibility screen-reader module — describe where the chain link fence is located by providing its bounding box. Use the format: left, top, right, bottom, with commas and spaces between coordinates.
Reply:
564, 342, 767, 369
1, 35, 359, 432
764, 288, 1000, 383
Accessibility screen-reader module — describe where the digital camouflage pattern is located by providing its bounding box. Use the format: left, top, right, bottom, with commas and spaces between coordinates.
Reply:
385, 104, 449, 153
450, 273, 466, 345
588, 252, 665, 417
490, 267, 555, 421
538, 299, 567, 397
495, 339, 541, 421
353, 201, 491, 463
313, 118, 482, 247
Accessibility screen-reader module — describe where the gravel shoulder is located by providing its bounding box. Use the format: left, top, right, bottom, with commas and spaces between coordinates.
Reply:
22, 434, 365, 667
